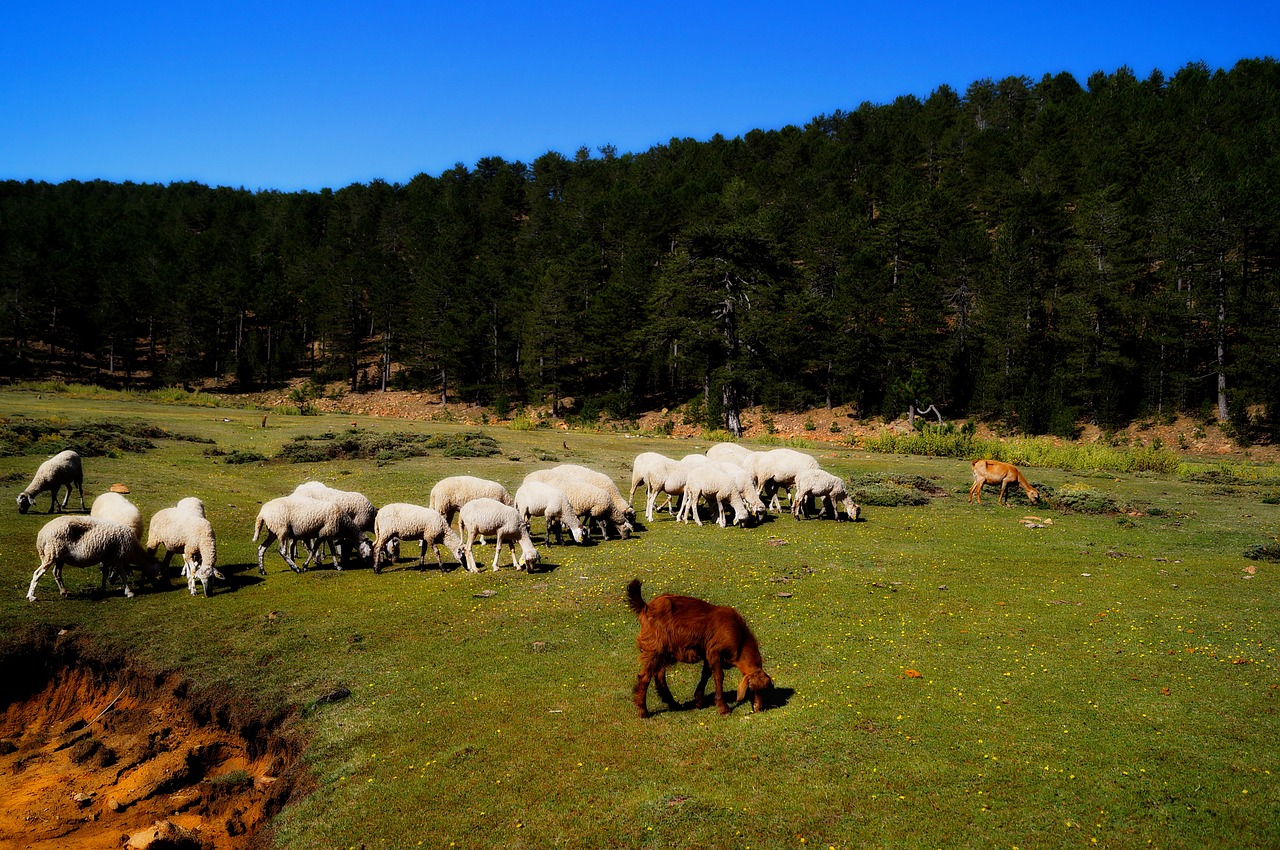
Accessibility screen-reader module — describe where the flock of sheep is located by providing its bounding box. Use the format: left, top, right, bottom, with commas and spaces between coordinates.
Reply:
16, 441, 861, 603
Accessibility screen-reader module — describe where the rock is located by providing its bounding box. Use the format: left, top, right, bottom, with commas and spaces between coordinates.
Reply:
125, 819, 202, 850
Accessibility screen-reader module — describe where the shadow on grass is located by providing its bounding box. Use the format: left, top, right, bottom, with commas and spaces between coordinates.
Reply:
644, 685, 797, 716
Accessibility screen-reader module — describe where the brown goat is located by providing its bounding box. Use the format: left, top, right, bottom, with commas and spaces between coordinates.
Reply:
627, 578, 773, 718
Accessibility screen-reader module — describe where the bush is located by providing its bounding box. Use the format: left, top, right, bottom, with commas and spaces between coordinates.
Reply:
275, 431, 500, 464
860, 425, 1180, 474
223, 450, 267, 465
845, 473, 942, 507
0, 417, 210, 458
1047, 484, 1121, 514
1243, 542, 1280, 561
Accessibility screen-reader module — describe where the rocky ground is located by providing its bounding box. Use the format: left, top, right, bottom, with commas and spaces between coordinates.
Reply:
234, 384, 1277, 463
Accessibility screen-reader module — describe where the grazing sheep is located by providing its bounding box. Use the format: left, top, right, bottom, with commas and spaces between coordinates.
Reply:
546, 464, 635, 524
292, 481, 377, 531
524, 470, 633, 540
514, 481, 585, 545
629, 453, 689, 522
429, 476, 512, 527
705, 442, 755, 468
711, 461, 768, 520
253, 495, 362, 574
90, 492, 143, 542
17, 450, 85, 514
458, 498, 539, 573
627, 578, 774, 718
372, 503, 465, 572
791, 468, 860, 521
146, 498, 223, 596
292, 481, 377, 567
27, 515, 161, 602
751, 448, 821, 510
175, 496, 206, 517
677, 465, 751, 527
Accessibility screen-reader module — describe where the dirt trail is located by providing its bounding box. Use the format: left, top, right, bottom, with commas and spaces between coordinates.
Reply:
0, 632, 301, 850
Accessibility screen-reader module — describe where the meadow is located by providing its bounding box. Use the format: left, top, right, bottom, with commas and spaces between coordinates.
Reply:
0, 389, 1277, 849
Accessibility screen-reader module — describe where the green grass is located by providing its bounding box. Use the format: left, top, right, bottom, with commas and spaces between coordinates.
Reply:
0, 388, 1277, 848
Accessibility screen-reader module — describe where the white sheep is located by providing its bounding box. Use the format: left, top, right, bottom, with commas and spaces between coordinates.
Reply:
372, 503, 465, 572
17, 450, 85, 514
629, 453, 689, 522
90, 491, 143, 541
292, 481, 377, 531
253, 495, 361, 574
546, 464, 635, 524
705, 442, 755, 467
678, 465, 751, 528
752, 448, 821, 510
27, 515, 160, 602
514, 480, 585, 545
524, 470, 633, 540
791, 468, 860, 521
175, 496, 206, 517
146, 498, 223, 596
458, 498, 539, 573
429, 476, 512, 528
711, 460, 768, 520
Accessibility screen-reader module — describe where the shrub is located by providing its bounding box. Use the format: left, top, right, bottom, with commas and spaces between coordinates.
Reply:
275, 431, 500, 464
0, 417, 210, 458
223, 450, 267, 465
1243, 542, 1280, 561
861, 426, 1180, 474
1048, 484, 1121, 514
845, 473, 942, 507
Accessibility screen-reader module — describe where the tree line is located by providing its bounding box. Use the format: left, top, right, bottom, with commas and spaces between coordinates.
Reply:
2, 59, 1278, 439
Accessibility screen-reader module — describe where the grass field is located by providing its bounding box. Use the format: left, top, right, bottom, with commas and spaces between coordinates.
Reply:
1, 390, 1277, 849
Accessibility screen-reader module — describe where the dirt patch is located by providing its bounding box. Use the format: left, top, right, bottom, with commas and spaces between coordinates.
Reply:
231, 383, 1275, 462
0, 628, 304, 849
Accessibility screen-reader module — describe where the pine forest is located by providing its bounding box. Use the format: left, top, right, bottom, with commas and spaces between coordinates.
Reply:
2, 60, 1278, 439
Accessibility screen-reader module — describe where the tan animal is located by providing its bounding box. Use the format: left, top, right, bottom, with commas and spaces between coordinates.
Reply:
969, 459, 1039, 506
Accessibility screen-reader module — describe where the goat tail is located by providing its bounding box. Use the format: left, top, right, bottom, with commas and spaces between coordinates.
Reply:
626, 578, 646, 616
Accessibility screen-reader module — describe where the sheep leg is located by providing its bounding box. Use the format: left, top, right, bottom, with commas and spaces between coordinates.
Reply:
52, 562, 69, 598
255, 529, 275, 575
117, 562, 136, 598
59, 484, 72, 511
278, 536, 307, 573
492, 533, 504, 571
26, 561, 50, 602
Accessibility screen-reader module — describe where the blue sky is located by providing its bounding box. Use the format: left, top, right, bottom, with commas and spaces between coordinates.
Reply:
3, 2, 1277, 192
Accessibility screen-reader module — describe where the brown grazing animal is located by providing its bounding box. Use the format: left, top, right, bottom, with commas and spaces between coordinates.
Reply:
969, 459, 1040, 506
627, 578, 773, 718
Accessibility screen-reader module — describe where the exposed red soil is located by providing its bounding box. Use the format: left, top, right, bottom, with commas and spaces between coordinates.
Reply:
0, 632, 301, 850
234, 384, 1278, 463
